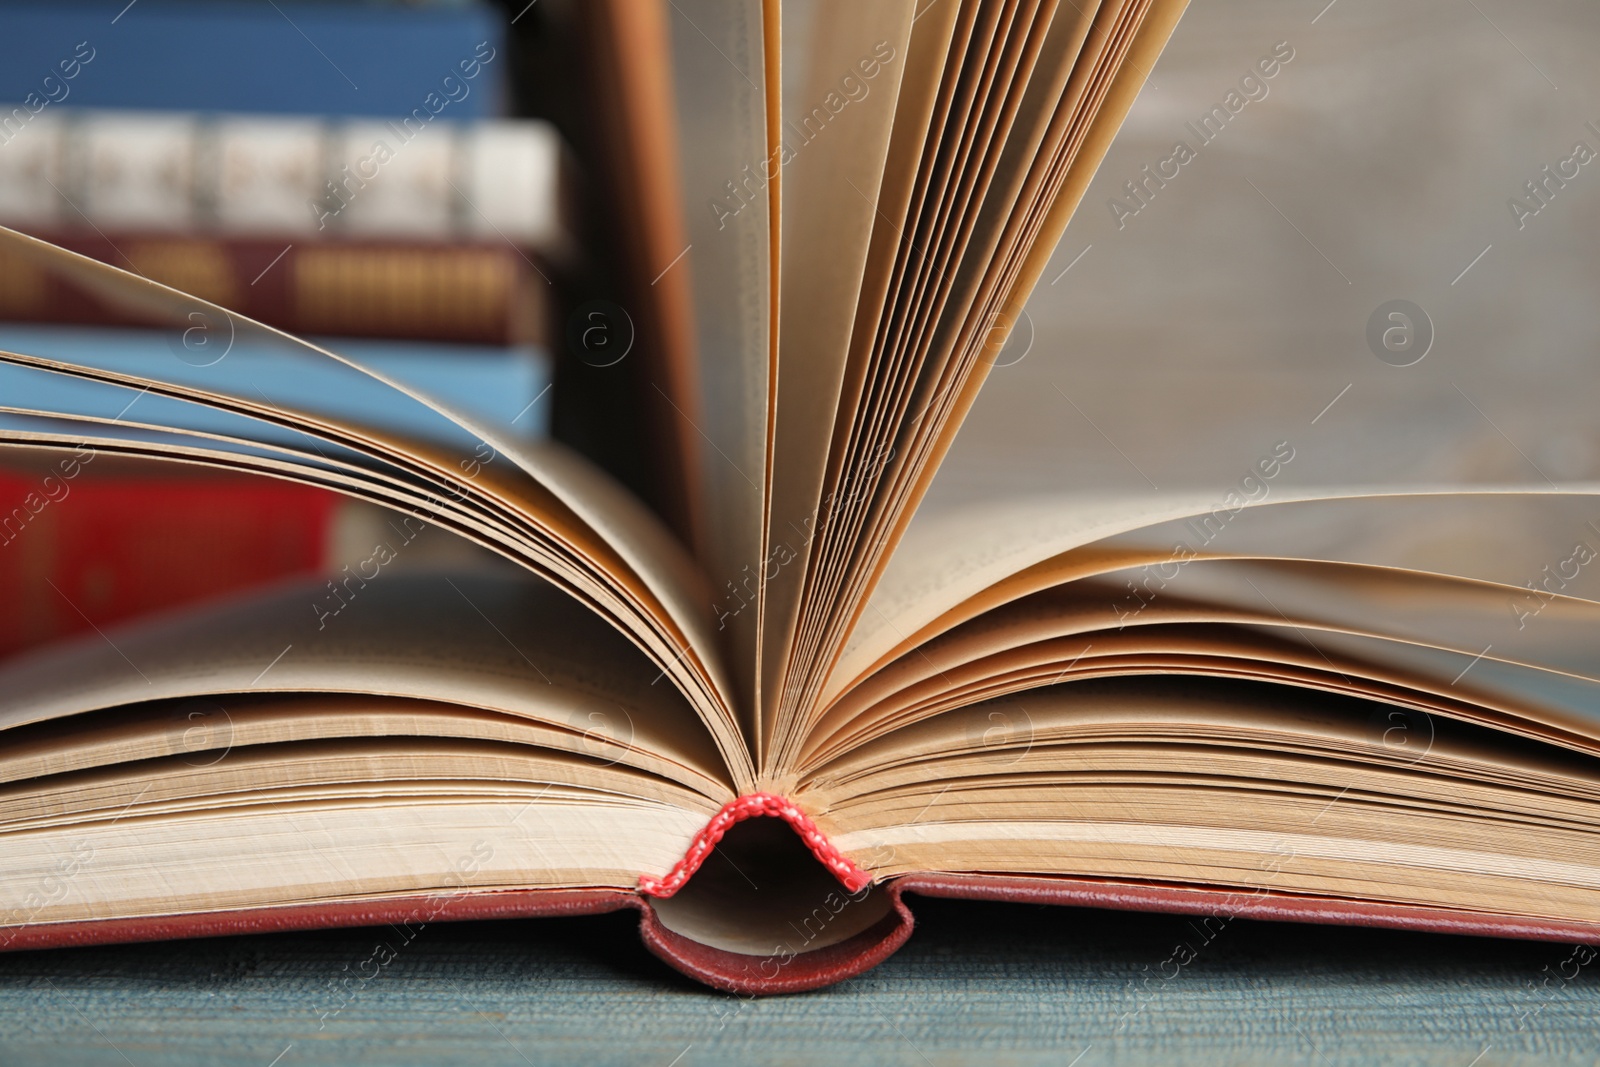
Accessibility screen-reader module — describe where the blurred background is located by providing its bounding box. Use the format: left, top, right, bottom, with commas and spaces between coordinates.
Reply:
0, 0, 643, 659
932, 0, 1600, 507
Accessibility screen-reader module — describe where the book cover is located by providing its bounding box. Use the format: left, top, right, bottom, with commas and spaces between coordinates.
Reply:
0, 235, 553, 346
0, 1, 507, 119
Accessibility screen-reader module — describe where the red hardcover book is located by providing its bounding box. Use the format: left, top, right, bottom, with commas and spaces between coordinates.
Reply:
0, 0, 1595, 999
0, 233, 549, 346
3, 792, 1599, 997
0, 462, 340, 659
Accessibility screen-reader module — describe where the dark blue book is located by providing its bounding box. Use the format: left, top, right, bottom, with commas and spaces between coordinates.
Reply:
0, 0, 507, 119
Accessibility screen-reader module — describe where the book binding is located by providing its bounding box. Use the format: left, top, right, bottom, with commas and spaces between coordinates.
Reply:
637, 793, 871, 898
7, 875, 1600, 996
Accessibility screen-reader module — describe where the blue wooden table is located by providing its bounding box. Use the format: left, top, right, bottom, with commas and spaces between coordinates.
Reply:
0, 895, 1593, 1066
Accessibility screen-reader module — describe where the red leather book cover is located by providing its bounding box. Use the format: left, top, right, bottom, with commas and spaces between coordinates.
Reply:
0, 231, 548, 346
4, 793, 1597, 995
0, 464, 339, 658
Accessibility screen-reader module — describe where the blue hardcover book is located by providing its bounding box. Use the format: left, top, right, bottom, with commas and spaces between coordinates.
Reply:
0, 324, 551, 444
0, 0, 507, 119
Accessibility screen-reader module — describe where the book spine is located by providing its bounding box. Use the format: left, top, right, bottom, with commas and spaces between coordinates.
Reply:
638, 794, 872, 897
0, 233, 548, 346
0, 111, 574, 259
0, 467, 343, 660
0, 3, 506, 119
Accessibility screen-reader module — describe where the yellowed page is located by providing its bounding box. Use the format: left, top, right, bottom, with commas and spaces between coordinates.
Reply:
0, 228, 747, 775
0, 571, 739, 797
810, 554, 1600, 768
664, 0, 773, 725
0, 741, 717, 830
758, 0, 917, 761
811, 679, 1600, 797
788, 0, 1183, 752
0, 794, 710, 924
787, 0, 1043, 720
813, 681, 1600, 925
0, 694, 728, 799
812, 0, 1165, 696
833, 486, 1600, 702
587, 0, 704, 549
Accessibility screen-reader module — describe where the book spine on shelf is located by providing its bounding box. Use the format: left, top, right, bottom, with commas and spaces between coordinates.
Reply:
0, 468, 341, 659
0, 322, 555, 441
0, 111, 576, 260
0, 233, 551, 347
0, 2, 507, 119
0, 466, 504, 662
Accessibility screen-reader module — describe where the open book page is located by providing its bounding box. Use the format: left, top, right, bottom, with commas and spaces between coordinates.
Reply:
810, 681, 1600, 925
827, 490, 1600, 677
831, 0, 1191, 631
758, 0, 917, 760
834, 487, 1600, 692
0, 741, 715, 833
811, 678, 1600, 805
809, 532, 1600, 772
0, 390, 748, 779
772, 0, 1191, 768
0, 418, 574, 605
0, 350, 547, 551
0, 571, 738, 798
783, 0, 1105, 745
808, 0, 964, 610
830, 489, 1600, 735
663, 0, 774, 725
0, 693, 702, 796
815, 0, 1600, 800
0, 789, 711, 924
0, 230, 752, 780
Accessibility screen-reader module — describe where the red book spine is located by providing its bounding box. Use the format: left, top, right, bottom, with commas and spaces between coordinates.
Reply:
0, 463, 340, 659
639, 793, 872, 897
0, 232, 548, 347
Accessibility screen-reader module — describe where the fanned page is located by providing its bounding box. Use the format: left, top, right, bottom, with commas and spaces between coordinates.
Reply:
760, 0, 917, 764
661, 0, 774, 727
0, 228, 759, 790
760, 0, 1192, 773
0, 324, 744, 931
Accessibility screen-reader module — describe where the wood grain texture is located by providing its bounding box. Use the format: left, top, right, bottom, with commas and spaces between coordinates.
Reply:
0, 895, 1596, 1066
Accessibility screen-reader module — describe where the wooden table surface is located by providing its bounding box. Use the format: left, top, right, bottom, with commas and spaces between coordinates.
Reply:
1, 895, 1594, 1066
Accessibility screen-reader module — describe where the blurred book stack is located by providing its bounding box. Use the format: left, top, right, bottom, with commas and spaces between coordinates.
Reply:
0, 0, 574, 657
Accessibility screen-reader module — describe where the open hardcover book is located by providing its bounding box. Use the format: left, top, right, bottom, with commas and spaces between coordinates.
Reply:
4, 0, 1600, 996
